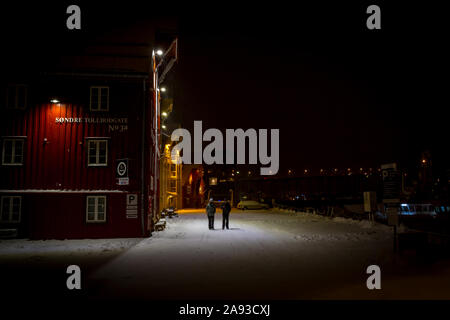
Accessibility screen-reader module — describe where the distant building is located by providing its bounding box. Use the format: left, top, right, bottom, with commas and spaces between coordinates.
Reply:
181, 165, 205, 208
159, 143, 182, 210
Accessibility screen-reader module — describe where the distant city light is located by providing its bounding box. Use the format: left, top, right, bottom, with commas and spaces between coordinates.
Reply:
162, 112, 168, 117
50, 99, 60, 104
156, 49, 164, 56
161, 124, 167, 129
161, 87, 167, 92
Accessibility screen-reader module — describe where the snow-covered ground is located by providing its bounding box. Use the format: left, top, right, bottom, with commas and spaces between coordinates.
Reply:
2, 209, 450, 300
0, 238, 142, 256
88, 209, 397, 299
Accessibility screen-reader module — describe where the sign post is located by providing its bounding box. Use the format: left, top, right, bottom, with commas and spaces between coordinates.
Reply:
382, 163, 401, 252
363, 191, 377, 221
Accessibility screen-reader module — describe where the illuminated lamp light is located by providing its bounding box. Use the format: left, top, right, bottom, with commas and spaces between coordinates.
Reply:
156, 49, 164, 56
50, 99, 60, 104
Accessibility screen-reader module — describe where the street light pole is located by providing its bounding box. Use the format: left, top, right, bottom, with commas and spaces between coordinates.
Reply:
151, 39, 178, 231
152, 50, 160, 230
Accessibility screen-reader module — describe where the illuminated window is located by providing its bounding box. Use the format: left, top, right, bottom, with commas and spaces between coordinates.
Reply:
90, 86, 109, 111
87, 139, 108, 166
170, 164, 177, 177
6, 84, 27, 110
86, 196, 106, 222
2, 138, 24, 165
0, 196, 21, 223
169, 180, 177, 193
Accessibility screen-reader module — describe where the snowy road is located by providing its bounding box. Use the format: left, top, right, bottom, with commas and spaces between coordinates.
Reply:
2, 209, 450, 300
86, 210, 401, 300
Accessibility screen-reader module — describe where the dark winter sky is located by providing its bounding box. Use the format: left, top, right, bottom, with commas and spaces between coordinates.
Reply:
2, 1, 448, 173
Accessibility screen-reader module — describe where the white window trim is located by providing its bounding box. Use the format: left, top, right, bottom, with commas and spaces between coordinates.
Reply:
89, 86, 109, 111
0, 196, 22, 223
86, 196, 107, 223
2, 138, 24, 166
6, 84, 27, 110
87, 139, 108, 167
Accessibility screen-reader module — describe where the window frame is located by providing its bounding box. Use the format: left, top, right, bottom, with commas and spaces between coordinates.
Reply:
0, 196, 22, 223
86, 138, 108, 167
2, 138, 25, 166
89, 86, 109, 112
6, 84, 27, 110
86, 196, 107, 223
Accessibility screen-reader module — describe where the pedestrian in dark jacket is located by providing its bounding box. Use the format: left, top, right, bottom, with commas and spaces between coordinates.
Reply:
206, 199, 216, 230
221, 200, 231, 230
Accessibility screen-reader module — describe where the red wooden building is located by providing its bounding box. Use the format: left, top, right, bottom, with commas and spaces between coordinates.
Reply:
0, 71, 159, 239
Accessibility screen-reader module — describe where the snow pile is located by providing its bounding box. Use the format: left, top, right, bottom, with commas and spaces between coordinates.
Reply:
0, 238, 142, 256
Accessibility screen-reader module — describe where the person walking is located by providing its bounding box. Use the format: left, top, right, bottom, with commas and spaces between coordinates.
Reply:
221, 200, 231, 230
206, 199, 216, 230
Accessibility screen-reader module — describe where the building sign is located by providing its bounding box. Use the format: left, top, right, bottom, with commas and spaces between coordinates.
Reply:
381, 163, 400, 204
116, 159, 129, 185
363, 191, 377, 212
55, 117, 128, 132
126, 193, 138, 219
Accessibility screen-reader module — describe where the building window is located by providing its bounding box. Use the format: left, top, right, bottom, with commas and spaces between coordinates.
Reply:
90, 86, 109, 111
169, 179, 177, 193
1, 196, 21, 223
87, 139, 108, 166
2, 138, 24, 165
170, 164, 177, 177
86, 196, 106, 223
6, 84, 27, 110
